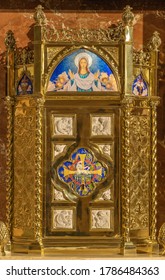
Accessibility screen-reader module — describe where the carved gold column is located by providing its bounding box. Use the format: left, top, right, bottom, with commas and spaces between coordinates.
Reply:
121, 6, 136, 254
122, 5, 134, 97
149, 98, 160, 253
147, 32, 161, 253
121, 98, 136, 254
35, 97, 44, 254
33, 5, 46, 96
4, 30, 16, 248
147, 32, 161, 97
4, 97, 14, 245
4, 30, 15, 97
33, 5, 46, 254
121, 99, 131, 242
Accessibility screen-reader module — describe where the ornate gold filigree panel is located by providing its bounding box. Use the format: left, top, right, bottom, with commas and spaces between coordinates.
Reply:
15, 47, 34, 66
46, 47, 65, 67
129, 112, 151, 231
133, 50, 151, 67
102, 47, 119, 65
13, 98, 36, 238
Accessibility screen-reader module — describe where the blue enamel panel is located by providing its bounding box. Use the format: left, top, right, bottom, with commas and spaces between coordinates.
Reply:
17, 74, 33, 95
132, 74, 148, 96
47, 49, 117, 92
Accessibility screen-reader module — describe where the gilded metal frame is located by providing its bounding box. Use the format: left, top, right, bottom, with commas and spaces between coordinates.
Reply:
3, 4, 161, 255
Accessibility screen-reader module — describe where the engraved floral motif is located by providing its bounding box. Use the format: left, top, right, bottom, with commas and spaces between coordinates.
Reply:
129, 115, 150, 230
15, 47, 34, 66
133, 50, 151, 66
54, 188, 66, 201
43, 22, 124, 43
102, 47, 119, 64
13, 101, 36, 234
0, 221, 9, 256
158, 223, 165, 255
53, 144, 66, 157
47, 47, 64, 66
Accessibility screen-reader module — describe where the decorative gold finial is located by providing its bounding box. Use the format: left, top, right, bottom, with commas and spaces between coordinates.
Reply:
0, 221, 9, 256
122, 5, 134, 26
158, 223, 165, 255
34, 5, 47, 26
4, 30, 16, 51
147, 31, 162, 51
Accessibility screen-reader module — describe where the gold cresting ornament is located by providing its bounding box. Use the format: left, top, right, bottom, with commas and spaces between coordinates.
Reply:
0, 221, 9, 256
158, 223, 165, 255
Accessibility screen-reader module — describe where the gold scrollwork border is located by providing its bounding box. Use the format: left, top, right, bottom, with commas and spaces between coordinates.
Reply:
121, 98, 134, 245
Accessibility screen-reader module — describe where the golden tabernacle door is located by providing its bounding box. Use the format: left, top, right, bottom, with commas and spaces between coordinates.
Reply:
44, 98, 119, 247
4, 5, 161, 255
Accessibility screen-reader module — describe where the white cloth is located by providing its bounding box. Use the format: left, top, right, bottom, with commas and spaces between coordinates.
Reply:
68, 72, 101, 91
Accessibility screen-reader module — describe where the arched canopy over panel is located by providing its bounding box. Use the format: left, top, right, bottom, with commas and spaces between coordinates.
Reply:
47, 48, 118, 92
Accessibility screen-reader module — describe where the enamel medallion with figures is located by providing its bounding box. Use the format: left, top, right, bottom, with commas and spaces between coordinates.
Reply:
57, 147, 107, 196
47, 49, 117, 92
